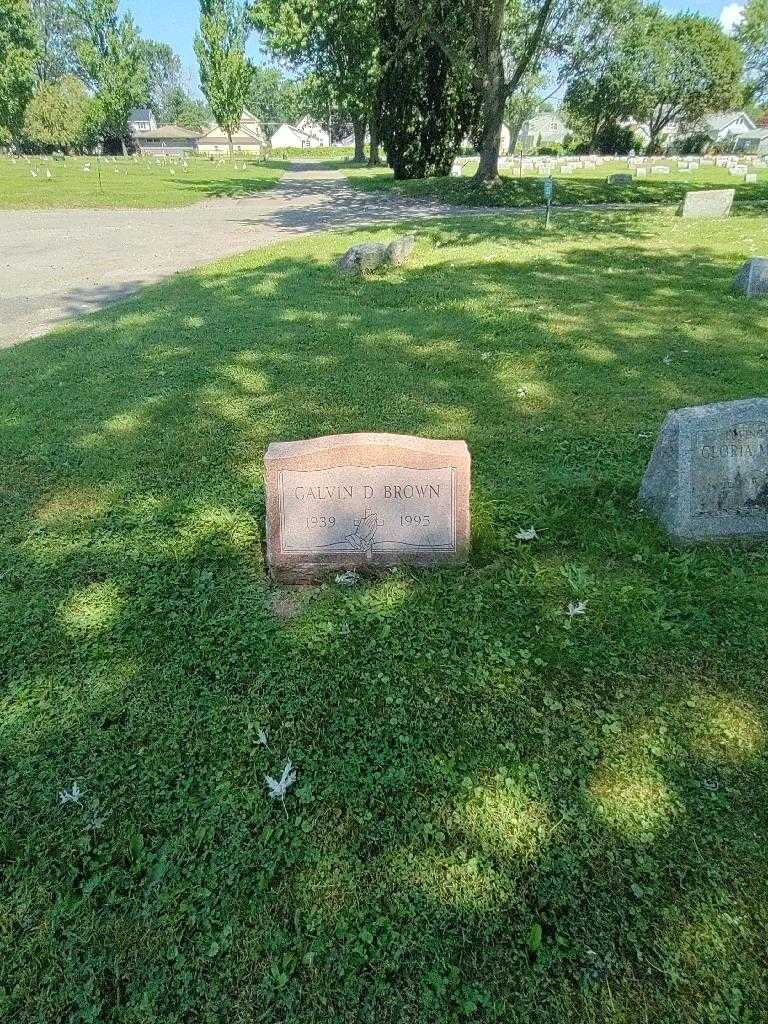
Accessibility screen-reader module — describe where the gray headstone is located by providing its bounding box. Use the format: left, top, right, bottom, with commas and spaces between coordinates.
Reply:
607, 173, 633, 185
678, 188, 734, 219
337, 234, 415, 275
640, 399, 768, 543
733, 258, 768, 298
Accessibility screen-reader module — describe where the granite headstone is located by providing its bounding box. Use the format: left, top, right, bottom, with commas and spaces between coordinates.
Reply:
678, 188, 735, 218
733, 258, 768, 298
265, 433, 471, 580
640, 399, 768, 543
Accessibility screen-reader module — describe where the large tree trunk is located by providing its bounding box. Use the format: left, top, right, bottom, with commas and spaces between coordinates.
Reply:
475, 77, 506, 182
368, 84, 383, 166
227, 131, 233, 159
352, 116, 366, 163
474, 0, 507, 183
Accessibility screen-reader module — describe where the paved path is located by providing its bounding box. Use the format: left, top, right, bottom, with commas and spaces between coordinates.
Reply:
0, 164, 468, 349
0, 162, 659, 348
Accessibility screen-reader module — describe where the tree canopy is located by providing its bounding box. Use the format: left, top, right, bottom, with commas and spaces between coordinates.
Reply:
379, 0, 481, 178
23, 72, 94, 148
195, 0, 253, 155
68, 0, 149, 151
738, 0, 768, 104
250, 0, 379, 161
0, 0, 38, 146
635, 10, 744, 152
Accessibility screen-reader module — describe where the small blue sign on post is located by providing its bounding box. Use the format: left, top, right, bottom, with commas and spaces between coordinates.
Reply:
543, 177, 554, 229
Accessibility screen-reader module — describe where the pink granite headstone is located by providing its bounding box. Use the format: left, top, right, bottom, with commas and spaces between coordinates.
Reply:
265, 433, 471, 582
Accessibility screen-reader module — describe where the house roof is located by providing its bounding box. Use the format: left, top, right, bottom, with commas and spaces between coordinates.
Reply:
296, 116, 328, 137
704, 111, 756, 133
129, 108, 154, 122
733, 128, 768, 140
134, 124, 202, 140
270, 124, 311, 143
523, 113, 566, 129
199, 114, 266, 144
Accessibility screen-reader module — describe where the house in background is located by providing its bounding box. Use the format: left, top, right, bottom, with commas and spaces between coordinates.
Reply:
338, 129, 371, 147
270, 123, 310, 148
128, 108, 157, 133
700, 111, 756, 145
296, 116, 330, 147
518, 113, 568, 151
197, 109, 267, 154
730, 128, 768, 155
270, 119, 331, 149
133, 124, 202, 155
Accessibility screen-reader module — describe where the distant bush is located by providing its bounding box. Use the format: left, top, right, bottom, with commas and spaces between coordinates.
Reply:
674, 131, 711, 155
23, 77, 95, 153
593, 122, 641, 155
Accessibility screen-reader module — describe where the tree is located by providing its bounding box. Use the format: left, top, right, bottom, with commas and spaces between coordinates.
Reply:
68, 0, 149, 153
30, 0, 74, 83
158, 85, 210, 131
563, 5, 646, 151
738, 0, 768, 103
505, 70, 550, 153
194, 0, 253, 158
472, 0, 633, 182
23, 73, 93, 148
247, 64, 301, 129
142, 39, 182, 117
250, 0, 379, 163
0, 0, 38, 146
378, 0, 481, 178
636, 12, 743, 153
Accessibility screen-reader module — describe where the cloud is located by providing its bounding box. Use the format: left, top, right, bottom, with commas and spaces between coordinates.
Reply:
719, 2, 745, 34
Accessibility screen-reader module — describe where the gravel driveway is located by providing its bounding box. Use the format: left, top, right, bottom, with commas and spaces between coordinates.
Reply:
0, 164, 462, 349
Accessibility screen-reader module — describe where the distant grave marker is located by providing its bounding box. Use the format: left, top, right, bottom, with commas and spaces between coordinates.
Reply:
265, 434, 471, 581
678, 188, 734, 219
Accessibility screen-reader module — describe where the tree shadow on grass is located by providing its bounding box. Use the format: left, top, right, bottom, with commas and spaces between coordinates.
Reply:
1, 220, 768, 1021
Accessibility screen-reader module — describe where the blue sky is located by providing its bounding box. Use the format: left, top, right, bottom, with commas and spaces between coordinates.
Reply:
125, 0, 742, 92
126, 0, 267, 90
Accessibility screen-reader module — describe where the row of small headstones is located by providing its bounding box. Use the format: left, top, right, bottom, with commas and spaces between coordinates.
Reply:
451, 153, 766, 179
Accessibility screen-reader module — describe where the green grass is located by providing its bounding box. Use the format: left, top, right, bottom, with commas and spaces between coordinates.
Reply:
2, 209, 768, 1022
269, 145, 362, 162
0, 153, 283, 209
346, 157, 768, 209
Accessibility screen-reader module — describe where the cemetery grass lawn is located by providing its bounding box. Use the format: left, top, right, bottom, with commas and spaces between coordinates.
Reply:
3, 208, 768, 1022
346, 159, 768, 209
0, 154, 283, 209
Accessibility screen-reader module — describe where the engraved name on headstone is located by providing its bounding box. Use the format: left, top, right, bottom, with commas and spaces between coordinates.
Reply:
265, 433, 471, 580
640, 399, 768, 542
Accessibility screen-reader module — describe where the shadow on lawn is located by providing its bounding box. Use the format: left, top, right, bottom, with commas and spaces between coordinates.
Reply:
1, 222, 768, 1020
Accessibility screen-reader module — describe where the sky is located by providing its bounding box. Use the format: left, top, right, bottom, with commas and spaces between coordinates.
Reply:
124, 0, 747, 94
125, 0, 268, 92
